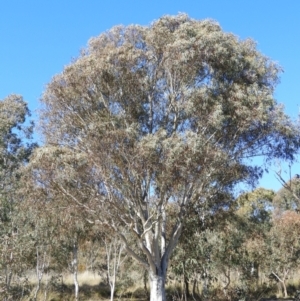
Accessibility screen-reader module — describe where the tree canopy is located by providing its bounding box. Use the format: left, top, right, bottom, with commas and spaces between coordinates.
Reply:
0, 94, 36, 299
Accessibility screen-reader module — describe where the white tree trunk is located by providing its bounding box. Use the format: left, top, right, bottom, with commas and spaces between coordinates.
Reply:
72, 242, 79, 301
149, 270, 166, 301
272, 269, 289, 298
33, 247, 48, 301
104, 236, 125, 301
282, 281, 288, 299
110, 280, 115, 301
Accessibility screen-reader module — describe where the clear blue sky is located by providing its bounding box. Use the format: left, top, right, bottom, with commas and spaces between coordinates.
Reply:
1, 0, 299, 191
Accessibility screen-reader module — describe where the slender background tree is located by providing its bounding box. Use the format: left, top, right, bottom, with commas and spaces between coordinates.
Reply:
0, 95, 36, 300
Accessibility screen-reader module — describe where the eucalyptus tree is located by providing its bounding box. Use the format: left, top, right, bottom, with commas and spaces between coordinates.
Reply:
234, 188, 275, 294
0, 94, 36, 299
30, 14, 300, 301
274, 172, 300, 211
0, 94, 35, 206
170, 198, 231, 300
21, 160, 94, 301
265, 211, 300, 298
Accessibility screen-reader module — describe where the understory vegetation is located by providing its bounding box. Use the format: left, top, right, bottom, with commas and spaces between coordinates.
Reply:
2, 171, 300, 300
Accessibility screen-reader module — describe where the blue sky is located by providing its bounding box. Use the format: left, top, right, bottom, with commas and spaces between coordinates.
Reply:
1, 0, 299, 191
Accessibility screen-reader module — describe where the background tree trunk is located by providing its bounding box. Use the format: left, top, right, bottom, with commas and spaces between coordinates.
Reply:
72, 242, 79, 301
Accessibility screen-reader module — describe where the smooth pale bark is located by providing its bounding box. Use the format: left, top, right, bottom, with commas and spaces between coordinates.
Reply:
149, 270, 167, 301
143, 214, 183, 301
43, 271, 49, 301
72, 242, 79, 301
104, 237, 125, 301
272, 270, 289, 298
108, 197, 184, 301
33, 247, 47, 301
4, 249, 13, 300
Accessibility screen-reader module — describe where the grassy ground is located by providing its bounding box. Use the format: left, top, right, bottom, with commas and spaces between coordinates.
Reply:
16, 269, 300, 300
22, 270, 146, 301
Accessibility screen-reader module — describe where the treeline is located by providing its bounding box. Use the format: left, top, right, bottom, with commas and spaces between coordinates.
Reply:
172, 186, 300, 300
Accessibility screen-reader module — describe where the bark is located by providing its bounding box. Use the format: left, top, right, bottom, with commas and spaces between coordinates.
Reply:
5, 267, 12, 294
144, 270, 149, 298
184, 278, 189, 301
33, 247, 48, 301
222, 267, 230, 296
272, 269, 289, 298
43, 273, 49, 301
110, 280, 115, 301
149, 270, 167, 301
72, 242, 79, 301
145, 205, 183, 301
282, 281, 288, 299
183, 261, 189, 301
4, 250, 13, 300
192, 279, 198, 299
202, 268, 208, 299
104, 236, 125, 301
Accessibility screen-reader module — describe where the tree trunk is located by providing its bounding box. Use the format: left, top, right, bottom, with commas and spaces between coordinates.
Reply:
282, 268, 289, 299
182, 261, 189, 301
222, 267, 230, 297
149, 271, 166, 301
184, 278, 189, 301
72, 242, 79, 301
110, 280, 115, 301
271, 270, 289, 298
202, 268, 208, 298
104, 236, 125, 301
5, 250, 13, 298
144, 270, 149, 298
282, 281, 288, 299
34, 247, 47, 301
192, 279, 198, 299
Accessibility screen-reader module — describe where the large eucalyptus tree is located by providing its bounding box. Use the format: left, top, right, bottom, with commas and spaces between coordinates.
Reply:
30, 14, 300, 301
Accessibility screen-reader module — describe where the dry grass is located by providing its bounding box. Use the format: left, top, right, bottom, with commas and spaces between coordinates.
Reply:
19, 268, 300, 300
22, 271, 106, 301
22, 270, 146, 301
63, 270, 102, 286
26, 270, 102, 286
